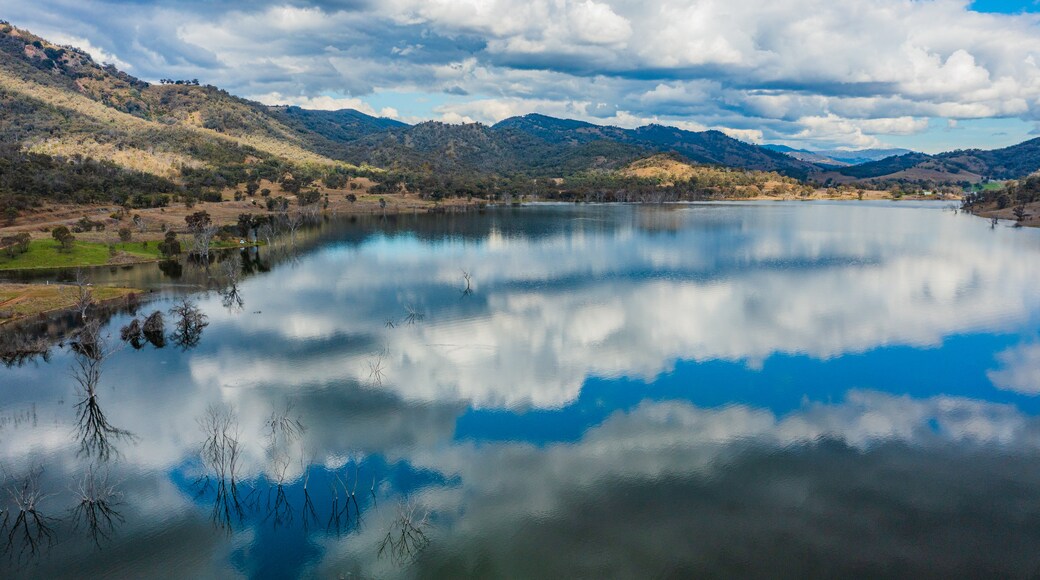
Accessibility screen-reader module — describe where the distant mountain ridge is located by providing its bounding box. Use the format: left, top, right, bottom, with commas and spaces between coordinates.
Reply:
763, 144, 915, 167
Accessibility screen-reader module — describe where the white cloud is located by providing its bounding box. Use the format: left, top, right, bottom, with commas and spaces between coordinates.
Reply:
42, 31, 132, 69
249, 91, 400, 119
988, 342, 1040, 395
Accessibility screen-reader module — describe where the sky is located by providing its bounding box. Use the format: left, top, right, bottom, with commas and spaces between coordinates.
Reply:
3, 0, 1040, 152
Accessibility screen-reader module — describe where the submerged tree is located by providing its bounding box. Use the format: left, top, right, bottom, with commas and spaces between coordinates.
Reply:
378, 500, 431, 565
119, 318, 144, 349
142, 310, 166, 348
196, 404, 244, 533
72, 323, 135, 461
4, 466, 55, 560
169, 299, 208, 350
461, 269, 474, 297
70, 466, 124, 548
218, 254, 244, 312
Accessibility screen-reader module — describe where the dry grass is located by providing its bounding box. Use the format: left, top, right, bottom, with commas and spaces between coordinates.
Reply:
27, 136, 199, 178
0, 66, 352, 172
620, 154, 813, 196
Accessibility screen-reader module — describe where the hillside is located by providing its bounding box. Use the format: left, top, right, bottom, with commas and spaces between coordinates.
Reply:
618, 154, 811, 196
494, 114, 818, 178
829, 138, 1040, 184
763, 145, 914, 167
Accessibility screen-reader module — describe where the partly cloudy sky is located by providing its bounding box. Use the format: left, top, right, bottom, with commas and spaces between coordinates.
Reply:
4, 0, 1040, 151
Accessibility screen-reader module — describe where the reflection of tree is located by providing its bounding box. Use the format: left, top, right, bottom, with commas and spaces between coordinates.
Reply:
260, 457, 294, 529
300, 465, 320, 532
72, 323, 135, 461
169, 299, 208, 350
264, 401, 305, 450
366, 352, 387, 386
3, 466, 54, 560
404, 304, 425, 325
196, 404, 243, 533
0, 334, 49, 368
70, 466, 123, 548
461, 269, 474, 297
378, 500, 431, 565
326, 466, 363, 537
219, 253, 245, 313
158, 259, 183, 279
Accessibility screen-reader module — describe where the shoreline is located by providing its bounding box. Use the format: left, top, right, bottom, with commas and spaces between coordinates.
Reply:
0, 283, 142, 326
1, 193, 963, 274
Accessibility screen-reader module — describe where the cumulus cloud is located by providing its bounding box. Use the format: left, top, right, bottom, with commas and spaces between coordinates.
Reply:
988, 342, 1040, 394
250, 91, 400, 118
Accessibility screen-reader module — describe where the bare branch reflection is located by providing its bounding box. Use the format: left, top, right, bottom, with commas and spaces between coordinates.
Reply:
219, 253, 245, 313
196, 404, 243, 533
378, 500, 431, 566
169, 299, 208, 350
72, 323, 135, 461
70, 466, 123, 548
4, 466, 54, 561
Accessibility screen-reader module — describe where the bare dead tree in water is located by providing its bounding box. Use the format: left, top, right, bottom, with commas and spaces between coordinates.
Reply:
257, 222, 274, 247
461, 269, 473, 297
326, 473, 348, 535
70, 466, 123, 548
282, 210, 305, 246
378, 500, 431, 565
4, 466, 55, 560
219, 253, 245, 312
72, 323, 135, 461
61, 269, 94, 322
261, 456, 294, 529
196, 404, 243, 533
366, 352, 387, 387
403, 304, 425, 325
169, 298, 208, 350
326, 464, 363, 536
300, 454, 320, 533
264, 401, 305, 450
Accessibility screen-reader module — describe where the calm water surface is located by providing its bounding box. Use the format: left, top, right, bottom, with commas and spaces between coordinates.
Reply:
3, 202, 1040, 578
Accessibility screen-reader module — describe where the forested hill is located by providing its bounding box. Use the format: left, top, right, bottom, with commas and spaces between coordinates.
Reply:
829, 138, 1040, 184
492, 114, 818, 178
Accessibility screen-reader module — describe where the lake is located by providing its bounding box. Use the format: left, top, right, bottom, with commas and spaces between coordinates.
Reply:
3, 201, 1040, 578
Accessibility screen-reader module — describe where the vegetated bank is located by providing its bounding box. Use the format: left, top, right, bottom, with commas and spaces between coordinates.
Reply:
962, 172, 1040, 228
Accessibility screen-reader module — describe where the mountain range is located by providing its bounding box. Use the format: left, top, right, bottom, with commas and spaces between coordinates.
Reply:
2, 20, 1040, 201
762, 145, 916, 167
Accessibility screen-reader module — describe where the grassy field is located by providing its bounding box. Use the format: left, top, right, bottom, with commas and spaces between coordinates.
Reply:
0, 283, 138, 324
0, 236, 265, 271
0, 239, 160, 270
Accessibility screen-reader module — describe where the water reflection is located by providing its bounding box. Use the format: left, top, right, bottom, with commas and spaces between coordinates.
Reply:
72, 323, 135, 461
195, 404, 245, 533
70, 466, 124, 548
2, 203, 1040, 577
2, 466, 54, 562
